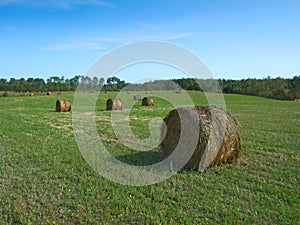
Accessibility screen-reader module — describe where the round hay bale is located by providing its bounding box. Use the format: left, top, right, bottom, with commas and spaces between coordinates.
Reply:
133, 95, 141, 101
160, 105, 241, 171
106, 98, 122, 110
56, 99, 71, 112
29, 92, 35, 96
142, 97, 154, 106
47, 91, 53, 96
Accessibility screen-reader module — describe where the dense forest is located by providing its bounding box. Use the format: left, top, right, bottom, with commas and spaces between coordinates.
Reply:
176, 76, 300, 100
0, 75, 299, 100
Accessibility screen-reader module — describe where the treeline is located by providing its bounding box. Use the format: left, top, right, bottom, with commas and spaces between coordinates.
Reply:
0, 75, 127, 93
123, 76, 300, 100
218, 76, 300, 100
0, 75, 299, 100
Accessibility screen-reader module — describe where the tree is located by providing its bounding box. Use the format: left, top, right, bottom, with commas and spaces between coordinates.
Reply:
0, 79, 7, 91
289, 76, 300, 99
9, 78, 18, 92
33, 78, 46, 92
99, 77, 105, 89
70, 75, 80, 89
52, 76, 60, 92
92, 76, 98, 91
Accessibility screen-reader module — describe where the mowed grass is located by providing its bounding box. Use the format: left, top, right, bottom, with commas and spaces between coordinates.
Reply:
0, 91, 299, 224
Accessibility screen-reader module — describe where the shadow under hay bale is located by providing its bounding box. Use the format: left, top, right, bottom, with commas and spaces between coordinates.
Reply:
174, 90, 182, 94
160, 105, 241, 171
116, 151, 164, 166
142, 97, 154, 106
133, 95, 141, 101
56, 99, 71, 112
106, 98, 122, 110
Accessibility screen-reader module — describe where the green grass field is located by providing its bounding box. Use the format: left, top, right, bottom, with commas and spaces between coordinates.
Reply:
0, 91, 299, 224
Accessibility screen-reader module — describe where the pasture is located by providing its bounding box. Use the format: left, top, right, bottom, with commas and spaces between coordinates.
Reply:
0, 91, 299, 224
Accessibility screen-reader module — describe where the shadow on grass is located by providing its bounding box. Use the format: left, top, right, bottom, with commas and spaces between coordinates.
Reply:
116, 150, 165, 166
115, 151, 195, 173
47, 110, 73, 113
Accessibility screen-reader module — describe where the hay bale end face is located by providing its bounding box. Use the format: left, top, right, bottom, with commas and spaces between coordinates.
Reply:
106, 98, 122, 110
142, 97, 154, 106
133, 95, 141, 101
56, 99, 71, 112
160, 105, 241, 171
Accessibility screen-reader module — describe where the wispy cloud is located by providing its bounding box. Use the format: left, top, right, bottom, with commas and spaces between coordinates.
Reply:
0, 0, 114, 8
163, 33, 192, 41
0, 0, 21, 7
43, 32, 193, 52
51, 0, 115, 9
111, 32, 193, 43
43, 40, 106, 51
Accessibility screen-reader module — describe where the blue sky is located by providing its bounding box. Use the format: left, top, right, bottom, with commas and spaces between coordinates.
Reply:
0, 0, 299, 82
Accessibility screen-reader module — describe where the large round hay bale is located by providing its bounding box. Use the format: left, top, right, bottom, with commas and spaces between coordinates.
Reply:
142, 97, 154, 106
56, 99, 71, 112
47, 91, 53, 96
106, 98, 122, 110
133, 95, 141, 101
160, 105, 241, 171
29, 92, 35, 96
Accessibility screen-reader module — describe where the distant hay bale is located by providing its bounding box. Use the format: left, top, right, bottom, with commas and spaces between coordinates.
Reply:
106, 98, 122, 110
133, 95, 141, 101
174, 90, 182, 94
47, 91, 53, 96
127, 90, 131, 94
29, 92, 35, 96
160, 105, 241, 171
56, 99, 71, 112
142, 97, 154, 106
